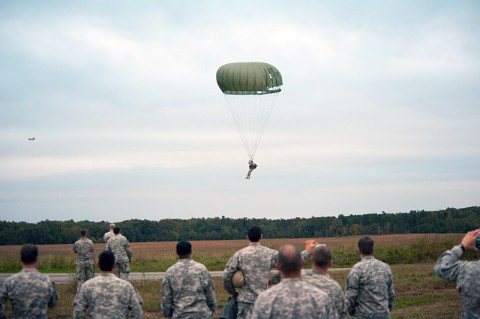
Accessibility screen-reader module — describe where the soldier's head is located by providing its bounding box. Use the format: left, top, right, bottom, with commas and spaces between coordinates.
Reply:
358, 236, 374, 256
276, 244, 304, 278
98, 251, 115, 271
20, 244, 38, 265
247, 226, 262, 243
176, 240, 192, 259
80, 229, 87, 237
113, 227, 121, 235
109, 223, 115, 229
312, 244, 333, 268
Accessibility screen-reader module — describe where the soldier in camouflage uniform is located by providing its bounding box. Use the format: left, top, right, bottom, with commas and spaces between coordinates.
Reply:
73, 229, 95, 288
223, 226, 278, 319
73, 250, 142, 318
251, 244, 338, 319
434, 229, 480, 318
302, 242, 347, 318
345, 236, 395, 319
161, 240, 217, 318
106, 227, 132, 280
103, 223, 115, 242
0, 244, 58, 318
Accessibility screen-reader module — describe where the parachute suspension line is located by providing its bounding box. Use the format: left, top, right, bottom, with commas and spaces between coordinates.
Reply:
224, 93, 278, 160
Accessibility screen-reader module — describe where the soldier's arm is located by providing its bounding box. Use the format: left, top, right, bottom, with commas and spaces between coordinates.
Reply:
161, 276, 174, 318
72, 286, 87, 319
222, 255, 239, 296
128, 285, 143, 318
435, 229, 480, 282
345, 270, 360, 316
125, 241, 133, 261
48, 281, 58, 308
387, 267, 395, 311
335, 285, 347, 319
325, 295, 340, 319
204, 271, 217, 312
434, 245, 464, 282
0, 282, 7, 319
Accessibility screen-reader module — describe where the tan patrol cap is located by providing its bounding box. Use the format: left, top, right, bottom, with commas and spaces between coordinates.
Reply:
110, 223, 116, 228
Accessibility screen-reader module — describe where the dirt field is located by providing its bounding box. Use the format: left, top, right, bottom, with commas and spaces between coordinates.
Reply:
0, 233, 463, 257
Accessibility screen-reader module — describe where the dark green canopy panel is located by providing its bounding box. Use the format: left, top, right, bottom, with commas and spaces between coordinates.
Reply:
216, 62, 283, 95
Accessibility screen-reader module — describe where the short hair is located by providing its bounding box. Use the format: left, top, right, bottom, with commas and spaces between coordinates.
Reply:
313, 245, 332, 267
20, 244, 38, 265
176, 240, 192, 257
98, 251, 115, 271
247, 226, 262, 242
80, 229, 87, 237
358, 237, 374, 255
113, 227, 120, 235
278, 245, 302, 275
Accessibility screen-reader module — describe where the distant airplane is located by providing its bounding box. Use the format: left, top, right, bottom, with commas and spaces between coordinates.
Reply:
28, 137, 35, 141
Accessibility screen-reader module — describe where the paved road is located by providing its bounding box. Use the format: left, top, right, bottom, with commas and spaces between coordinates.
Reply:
0, 268, 351, 284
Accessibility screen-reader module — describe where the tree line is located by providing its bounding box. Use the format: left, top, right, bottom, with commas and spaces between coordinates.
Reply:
0, 206, 478, 245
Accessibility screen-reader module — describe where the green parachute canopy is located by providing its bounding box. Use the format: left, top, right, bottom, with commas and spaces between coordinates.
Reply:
216, 62, 282, 95
216, 62, 283, 161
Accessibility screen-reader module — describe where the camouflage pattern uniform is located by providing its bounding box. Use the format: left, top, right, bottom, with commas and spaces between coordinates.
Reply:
73, 237, 95, 286
434, 244, 480, 318
223, 243, 278, 319
0, 268, 58, 318
73, 273, 142, 318
303, 269, 347, 318
106, 234, 132, 280
251, 277, 338, 319
345, 256, 395, 319
162, 258, 217, 318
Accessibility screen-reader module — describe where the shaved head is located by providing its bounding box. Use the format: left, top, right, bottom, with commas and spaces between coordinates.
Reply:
277, 244, 303, 276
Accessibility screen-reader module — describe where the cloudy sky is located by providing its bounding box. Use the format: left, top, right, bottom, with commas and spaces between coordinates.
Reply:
1, 1, 479, 223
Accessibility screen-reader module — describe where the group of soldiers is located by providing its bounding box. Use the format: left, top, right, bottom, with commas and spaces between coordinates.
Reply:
0, 225, 479, 318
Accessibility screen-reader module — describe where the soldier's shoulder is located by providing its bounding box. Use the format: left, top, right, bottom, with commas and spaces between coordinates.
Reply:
261, 245, 278, 255
350, 261, 365, 273
165, 263, 177, 274
373, 258, 392, 269
191, 260, 209, 272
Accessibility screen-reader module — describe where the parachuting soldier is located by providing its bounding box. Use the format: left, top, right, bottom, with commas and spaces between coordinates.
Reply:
0, 244, 58, 317
217, 62, 282, 178
245, 160, 257, 179
73, 229, 95, 289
